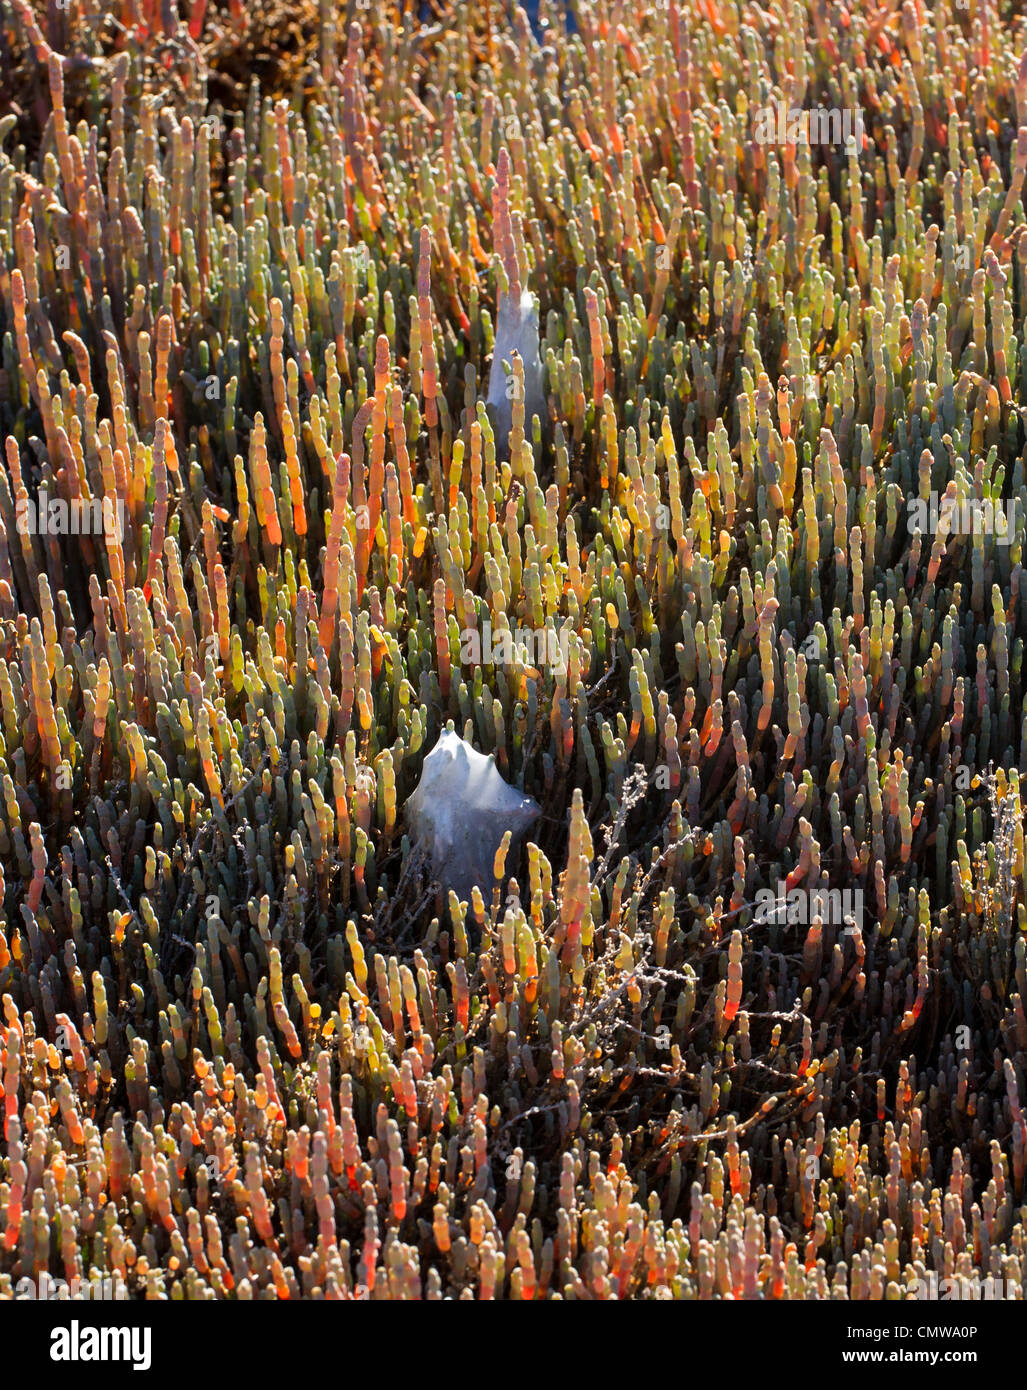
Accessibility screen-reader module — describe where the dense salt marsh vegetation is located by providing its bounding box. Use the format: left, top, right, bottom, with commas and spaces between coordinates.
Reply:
0, 0, 1026, 1300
